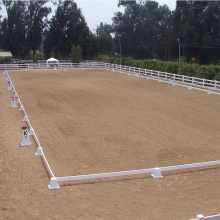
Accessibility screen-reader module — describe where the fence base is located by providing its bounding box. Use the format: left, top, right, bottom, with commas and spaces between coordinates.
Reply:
48, 178, 60, 189
151, 168, 163, 178
35, 147, 43, 156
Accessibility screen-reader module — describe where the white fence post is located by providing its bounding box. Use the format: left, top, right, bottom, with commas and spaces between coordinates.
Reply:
196, 214, 205, 220
214, 80, 217, 90
182, 75, 184, 82
202, 78, 205, 88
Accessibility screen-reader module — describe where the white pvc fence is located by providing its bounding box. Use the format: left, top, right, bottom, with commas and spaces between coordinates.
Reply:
3, 67, 220, 190
105, 63, 220, 93
192, 214, 220, 220
1, 61, 219, 95
0, 61, 103, 70
48, 160, 220, 189
5, 70, 55, 179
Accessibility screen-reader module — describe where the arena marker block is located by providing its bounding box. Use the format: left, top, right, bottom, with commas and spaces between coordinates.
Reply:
48, 178, 60, 189
11, 96, 17, 108
7, 82, 12, 90
172, 83, 176, 86
135, 73, 139, 78
19, 105, 24, 111
23, 115, 28, 122
151, 168, 163, 178
112, 68, 115, 72
29, 128, 35, 136
15, 93, 18, 97
21, 126, 31, 146
35, 146, 43, 156
13, 87, 16, 93
207, 91, 212, 95
188, 87, 192, 90
146, 77, 150, 80
158, 80, 162, 83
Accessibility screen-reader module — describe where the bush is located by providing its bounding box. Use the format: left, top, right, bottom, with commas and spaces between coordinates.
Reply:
69, 45, 83, 63
97, 55, 220, 80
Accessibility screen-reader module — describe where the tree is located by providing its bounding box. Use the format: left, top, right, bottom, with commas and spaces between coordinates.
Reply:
96, 22, 114, 56
1, 1, 27, 58
44, 0, 90, 59
1, 0, 50, 59
26, 0, 51, 59
112, 1, 170, 60
69, 45, 82, 63
172, 1, 220, 64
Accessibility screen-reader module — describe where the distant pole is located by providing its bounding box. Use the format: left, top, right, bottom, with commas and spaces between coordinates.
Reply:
168, 11, 171, 61
177, 39, 180, 74
119, 41, 121, 66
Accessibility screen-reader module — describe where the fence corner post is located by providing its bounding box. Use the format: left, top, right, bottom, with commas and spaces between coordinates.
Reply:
48, 177, 60, 189
196, 214, 204, 220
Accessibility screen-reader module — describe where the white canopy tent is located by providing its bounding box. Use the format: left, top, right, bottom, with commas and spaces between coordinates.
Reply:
46, 57, 59, 68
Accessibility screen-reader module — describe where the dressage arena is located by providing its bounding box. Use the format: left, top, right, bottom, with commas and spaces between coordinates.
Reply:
1, 68, 220, 219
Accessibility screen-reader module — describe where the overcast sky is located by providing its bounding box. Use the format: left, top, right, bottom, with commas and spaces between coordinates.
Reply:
1, 0, 177, 33
75, 0, 176, 32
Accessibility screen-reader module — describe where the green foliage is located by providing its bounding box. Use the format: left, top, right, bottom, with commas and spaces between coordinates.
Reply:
0, 56, 4, 62
97, 55, 111, 63
44, 1, 90, 59
98, 55, 220, 80
1, 1, 50, 59
1, 0, 220, 64
69, 45, 83, 63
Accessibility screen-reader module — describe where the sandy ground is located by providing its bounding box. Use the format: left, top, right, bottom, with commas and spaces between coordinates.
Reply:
0, 69, 220, 220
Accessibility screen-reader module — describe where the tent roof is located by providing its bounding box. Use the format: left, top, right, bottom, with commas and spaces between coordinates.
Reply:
47, 57, 59, 62
0, 51, 12, 57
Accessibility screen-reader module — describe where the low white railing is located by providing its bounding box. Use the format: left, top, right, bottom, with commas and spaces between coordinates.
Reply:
6, 71, 55, 179
2, 61, 219, 93
0, 62, 104, 70
48, 160, 220, 189
3, 65, 220, 190
191, 214, 220, 220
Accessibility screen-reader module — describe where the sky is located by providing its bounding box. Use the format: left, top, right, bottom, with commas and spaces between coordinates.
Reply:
75, 0, 176, 32
1, 0, 177, 33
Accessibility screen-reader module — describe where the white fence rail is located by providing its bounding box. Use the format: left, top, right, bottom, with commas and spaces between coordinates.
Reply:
192, 214, 220, 220
1, 61, 220, 93
105, 63, 220, 92
48, 160, 220, 189
6, 71, 55, 179
0, 62, 104, 70
3, 68, 220, 190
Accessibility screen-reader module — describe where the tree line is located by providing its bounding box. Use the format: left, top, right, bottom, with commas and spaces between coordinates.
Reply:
0, 0, 219, 65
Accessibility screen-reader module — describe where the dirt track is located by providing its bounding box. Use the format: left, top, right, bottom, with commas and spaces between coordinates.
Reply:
0, 69, 220, 220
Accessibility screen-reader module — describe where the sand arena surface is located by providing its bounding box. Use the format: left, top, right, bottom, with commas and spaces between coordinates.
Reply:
0, 69, 220, 219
